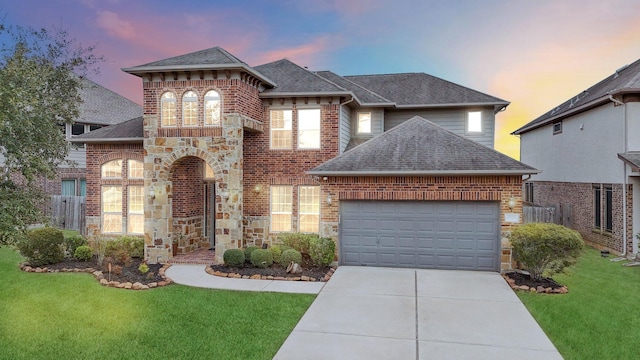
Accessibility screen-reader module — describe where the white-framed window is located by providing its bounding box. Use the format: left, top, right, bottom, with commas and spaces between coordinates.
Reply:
467, 111, 482, 132
357, 112, 371, 133
270, 110, 293, 149
61, 179, 76, 196
128, 159, 143, 179
299, 186, 320, 233
204, 90, 221, 126
102, 185, 122, 233
182, 91, 198, 127
270, 185, 292, 232
127, 185, 144, 234
101, 160, 122, 178
298, 108, 321, 149
161, 92, 177, 127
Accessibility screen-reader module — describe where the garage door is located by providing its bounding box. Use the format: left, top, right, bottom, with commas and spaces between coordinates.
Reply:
340, 201, 500, 271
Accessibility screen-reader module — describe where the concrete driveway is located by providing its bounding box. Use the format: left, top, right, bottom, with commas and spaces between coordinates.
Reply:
274, 267, 562, 360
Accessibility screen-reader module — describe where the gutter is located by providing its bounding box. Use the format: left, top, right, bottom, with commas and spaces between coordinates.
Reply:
69, 138, 143, 144
306, 169, 541, 176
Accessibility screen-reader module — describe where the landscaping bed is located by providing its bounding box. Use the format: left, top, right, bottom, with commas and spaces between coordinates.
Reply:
210, 253, 334, 282
502, 270, 567, 294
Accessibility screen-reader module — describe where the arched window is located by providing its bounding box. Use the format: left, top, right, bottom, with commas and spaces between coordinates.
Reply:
204, 90, 221, 126
101, 160, 122, 178
182, 91, 198, 126
161, 92, 176, 126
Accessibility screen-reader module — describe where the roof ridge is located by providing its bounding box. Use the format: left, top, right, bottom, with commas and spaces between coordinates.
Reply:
214, 46, 248, 65
284, 59, 348, 91
323, 71, 392, 103
81, 77, 141, 107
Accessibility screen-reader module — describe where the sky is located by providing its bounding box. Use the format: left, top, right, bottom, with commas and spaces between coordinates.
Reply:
2, 0, 640, 160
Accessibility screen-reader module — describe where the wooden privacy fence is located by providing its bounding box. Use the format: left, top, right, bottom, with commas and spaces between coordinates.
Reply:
523, 203, 573, 228
50, 195, 86, 234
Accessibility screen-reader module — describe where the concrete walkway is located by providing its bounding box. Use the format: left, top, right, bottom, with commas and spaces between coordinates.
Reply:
166, 265, 562, 359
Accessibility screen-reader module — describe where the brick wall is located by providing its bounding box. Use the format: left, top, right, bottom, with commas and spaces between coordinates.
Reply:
532, 181, 632, 254
170, 157, 204, 217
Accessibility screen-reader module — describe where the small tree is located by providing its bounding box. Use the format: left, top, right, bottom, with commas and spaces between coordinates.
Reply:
510, 223, 584, 281
0, 23, 101, 245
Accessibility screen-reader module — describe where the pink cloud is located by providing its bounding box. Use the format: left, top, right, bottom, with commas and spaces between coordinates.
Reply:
96, 10, 136, 39
251, 36, 335, 68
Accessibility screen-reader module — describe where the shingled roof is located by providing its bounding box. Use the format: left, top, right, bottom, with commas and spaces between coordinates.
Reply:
308, 116, 538, 176
70, 117, 143, 143
122, 46, 275, 87
254, 59, 349, 96
77, 77, 142, 126
344, 73, 509, 111
513, 58, 640, 135
315, 71, 393, 105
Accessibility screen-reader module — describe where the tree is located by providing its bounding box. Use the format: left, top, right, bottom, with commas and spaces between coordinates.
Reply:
0, 23, 101, 244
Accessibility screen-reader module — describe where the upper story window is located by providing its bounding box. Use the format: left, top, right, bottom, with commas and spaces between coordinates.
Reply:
161, 92, 177, 127
182, 91, 198, 127
270, 109, 293, 149
357, 112, 371, 134
128, 159, 143, 179
467, 111, 482, 132
204, 90, 221, 126
101, 160, 122, 178
298, 109, 321, 149
553, 122, 562, 134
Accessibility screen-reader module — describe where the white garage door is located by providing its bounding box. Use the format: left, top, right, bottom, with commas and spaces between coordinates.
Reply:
340, 201, 501, 271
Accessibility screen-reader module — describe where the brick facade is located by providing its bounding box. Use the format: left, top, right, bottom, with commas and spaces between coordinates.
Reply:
531, 181, 632, 254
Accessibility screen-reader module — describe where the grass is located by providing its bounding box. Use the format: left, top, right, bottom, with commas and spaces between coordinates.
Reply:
0, 246, 315, 360
518, 247, 640, 359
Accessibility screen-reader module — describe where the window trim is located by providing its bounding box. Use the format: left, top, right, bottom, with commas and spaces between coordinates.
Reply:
357, 111, 372, 134
182, 90, 198, 127
128, 159, 143, 179
127, 185, 144, 235
298, 185, 320, 233
270, 185, 292, 232
467, 110, 483, 133
204, 90, 221, 126
594, 184, 613, 232
161, 92, 177, 127
102, 185, 122, 234
297, 108, 321, 150
101, 160, 123, 179
270, 109, 293, 150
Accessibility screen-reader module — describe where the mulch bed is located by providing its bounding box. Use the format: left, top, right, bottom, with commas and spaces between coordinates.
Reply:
21, 257, 171, 289
502, 271, 568, 294
210, 255, 333, 282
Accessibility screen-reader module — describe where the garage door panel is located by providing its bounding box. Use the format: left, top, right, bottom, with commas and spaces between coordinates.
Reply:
340, 201, 500, 271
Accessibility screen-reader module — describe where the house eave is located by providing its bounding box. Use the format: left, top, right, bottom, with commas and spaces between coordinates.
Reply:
394, 101, 510, 113
259, 91, 353, 98
70, 138, 143, 144
122, 64, 277, 87
306, 169, 540, 176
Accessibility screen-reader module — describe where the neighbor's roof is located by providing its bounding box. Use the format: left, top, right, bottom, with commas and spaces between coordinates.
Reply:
122, 46, 276, 87
513, 58, 640, 135
77, 77, 142, 126
308, 116, 538, 176
344, 73, 509, 111
618, 152, 640, 172
254, 59, 350, 97
70, 117, 143, 143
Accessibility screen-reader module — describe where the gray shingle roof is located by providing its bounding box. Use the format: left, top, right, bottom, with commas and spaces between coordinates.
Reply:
513, 58, 640, 135
122, 46, 276, 87
78, 77, 142, 126
315, 71, 392, 105
308, 116, 538, 175
344, 73, 509, 109
618, 152, 640, 171
254, 59, 349, 96
70, 116, 143, 143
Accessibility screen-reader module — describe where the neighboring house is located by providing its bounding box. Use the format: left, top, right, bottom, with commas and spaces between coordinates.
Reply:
72, 46, 537, 271
513, 58, 640, 257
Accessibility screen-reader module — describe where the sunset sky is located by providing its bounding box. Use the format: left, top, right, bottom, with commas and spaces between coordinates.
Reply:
2, 0, 640, 159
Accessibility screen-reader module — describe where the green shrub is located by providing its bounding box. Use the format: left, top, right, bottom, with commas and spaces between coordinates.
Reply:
510, 223, 584, 281
138, 263, 149, 274
64, 235, 87, 258
309, 237, 336, 267
279, 249, 302, 267
244, 245, 259, 263
18, 227, 65, 266
251, 249, 273, 268
269, 245, 283, 264
103, 236, 144, 265
74, 245, 93, 261
223, 249, 245, 267
278, 233, 316, 254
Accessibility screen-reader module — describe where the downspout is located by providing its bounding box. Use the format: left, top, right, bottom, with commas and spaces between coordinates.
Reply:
612, 95, 628, 256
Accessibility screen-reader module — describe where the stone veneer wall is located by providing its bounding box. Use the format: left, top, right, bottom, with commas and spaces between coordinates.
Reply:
531, 181, 631, 254
244, 175, 523, 270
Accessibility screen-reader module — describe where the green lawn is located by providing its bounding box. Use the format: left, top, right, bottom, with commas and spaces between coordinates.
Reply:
518, 247, 640, 359
0, 247, 315, 360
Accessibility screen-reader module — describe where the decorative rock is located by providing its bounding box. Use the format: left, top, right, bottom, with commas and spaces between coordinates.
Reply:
148, 282, 158, 288
92, 271, 103, 278
545, 287, 553, 294
132, 282, 143, 290
158, 281, 170, 287
99, 279, 109, 286
42, 268, 48, 272
290, 277, 301, 281
274, 276, 285, 281
24, 266, 33, 272
536, 286, 546, 293
557, 287, 568, 294
140, 285, 149, 290
242, 275, 250, 279
117, 283, 127, 288
266, 276, 274, 280
109, 281, 120, 287
124, 282, 133, 289
301, 276, 310, 281
35, 267, 43, 273
517, 285, 530, 291
250, 274, 261, 279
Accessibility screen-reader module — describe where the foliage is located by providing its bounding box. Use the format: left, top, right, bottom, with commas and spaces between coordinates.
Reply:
223, 249, 245, 267
73, 245, 92, 261
251, 249, 273, 269
309, 237, 336, 267
244, 245, 259, 263
89, 237, 108, 265
269, 245, 283, 264
64, 235, 87, 258
279, 249, 302, 267
138, 263, 149, 274
17, 227, 64, 266
102, 236, 144, 265
0, 23, 101, 245
278, 233, 316, 254
510, 223, 584, 281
